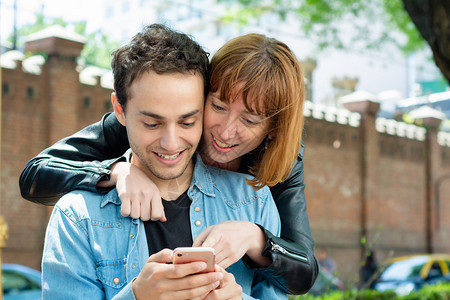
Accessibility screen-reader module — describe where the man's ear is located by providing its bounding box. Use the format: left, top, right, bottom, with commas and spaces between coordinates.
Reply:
112, 92, 126, 126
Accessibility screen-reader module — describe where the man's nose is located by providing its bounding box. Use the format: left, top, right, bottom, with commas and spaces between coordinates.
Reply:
160, 125, 181, 152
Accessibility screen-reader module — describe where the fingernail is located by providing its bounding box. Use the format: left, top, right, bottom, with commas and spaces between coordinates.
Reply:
213, 281, 220, 288
215, 272, 223, 281
197, 262, 207, 271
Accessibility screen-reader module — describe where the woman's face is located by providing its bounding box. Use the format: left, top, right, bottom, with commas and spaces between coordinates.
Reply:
201, 88, 271, 165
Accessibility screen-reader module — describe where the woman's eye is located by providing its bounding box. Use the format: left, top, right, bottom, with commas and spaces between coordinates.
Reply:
243, 118, 257, 125
212, 103, 226, 111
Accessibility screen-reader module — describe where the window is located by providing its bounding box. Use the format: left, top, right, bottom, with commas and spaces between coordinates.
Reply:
26, 86, 34, 99
83, 97, 91, 108
2, 82, 10, 95
104, 99, 113, 111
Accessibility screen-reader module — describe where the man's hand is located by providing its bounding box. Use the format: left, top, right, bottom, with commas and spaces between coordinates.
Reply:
133, 249, 223, 300
98, 161, 166, 221
193, 221, 270, 269
203, 265, 243, 300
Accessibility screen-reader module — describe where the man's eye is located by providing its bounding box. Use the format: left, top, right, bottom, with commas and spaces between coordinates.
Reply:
144, 123, 158, 128
182, 121, 196, 127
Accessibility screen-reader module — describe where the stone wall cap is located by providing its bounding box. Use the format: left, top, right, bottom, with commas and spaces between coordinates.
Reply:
1, 50, 25, 69
376, 117, 426, 141
79, 65, 114, 89
304, 100, 361, 127
408, 105, 446, 120
26, 25, 87, 44
338, 90, 378, 103
437, 131, 450, 147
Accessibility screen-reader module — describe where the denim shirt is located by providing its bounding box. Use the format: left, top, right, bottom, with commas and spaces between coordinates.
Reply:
42, 154, 285, 300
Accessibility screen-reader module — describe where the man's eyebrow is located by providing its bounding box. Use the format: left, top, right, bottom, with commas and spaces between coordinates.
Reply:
140, 111, 164, 120
140, 109, 201, 120
180, 109, 201, 120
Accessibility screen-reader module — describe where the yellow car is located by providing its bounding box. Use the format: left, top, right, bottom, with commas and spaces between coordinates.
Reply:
374, 254, 450, 295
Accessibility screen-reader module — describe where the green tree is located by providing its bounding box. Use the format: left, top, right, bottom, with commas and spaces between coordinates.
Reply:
8, 12, 119, 69
220, 0, 449, 82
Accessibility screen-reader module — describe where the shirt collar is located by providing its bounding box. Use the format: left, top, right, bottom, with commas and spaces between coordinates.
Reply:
190, 153, 216, 197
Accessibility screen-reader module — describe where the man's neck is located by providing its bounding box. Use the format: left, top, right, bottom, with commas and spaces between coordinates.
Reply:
129, 154, 194, 201
152, 166, 193, 201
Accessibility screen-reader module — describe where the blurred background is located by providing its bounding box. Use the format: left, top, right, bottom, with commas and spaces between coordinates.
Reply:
1, 0, 449, 297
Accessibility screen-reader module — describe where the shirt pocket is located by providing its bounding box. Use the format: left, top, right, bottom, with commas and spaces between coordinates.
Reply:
96, 258, 128, 291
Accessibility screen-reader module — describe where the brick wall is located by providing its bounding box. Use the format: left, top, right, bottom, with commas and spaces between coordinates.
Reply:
1, 34, 449, 288
1, 35, 113, 270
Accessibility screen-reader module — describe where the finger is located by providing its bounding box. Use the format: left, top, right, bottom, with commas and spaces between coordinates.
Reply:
169, 261, 209, 278
140, 194, 151, 221
167, 271, 223, 291
130, 197, 141, 219
167, 280, 221, 300
192, 228, 211, 247
148, 248, 174, 263
150, 195, 165, 221
217, 257, 235, 269
120, 197, 131, 217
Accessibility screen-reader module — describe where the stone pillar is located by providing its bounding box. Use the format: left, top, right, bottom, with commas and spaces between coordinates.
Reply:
332, 76, 359, 106
0, 216, 9, 299
341, 98, 380, 259
417, 113, 443, 253
25, 25, 86, 145
300, 58, 316, 102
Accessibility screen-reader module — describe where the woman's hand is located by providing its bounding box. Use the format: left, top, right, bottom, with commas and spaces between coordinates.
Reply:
98, 161, 166, 221
193, 221, 270, 269
203, 265, 243, 300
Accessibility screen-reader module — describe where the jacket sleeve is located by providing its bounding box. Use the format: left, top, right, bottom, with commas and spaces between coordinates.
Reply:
242, 142, 319, 295
19, 112, 130, 205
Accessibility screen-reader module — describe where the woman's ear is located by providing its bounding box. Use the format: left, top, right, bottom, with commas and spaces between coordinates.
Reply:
112, 92, 126, 126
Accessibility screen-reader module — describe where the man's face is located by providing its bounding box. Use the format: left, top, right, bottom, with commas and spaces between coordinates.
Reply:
113, 71, 204, 184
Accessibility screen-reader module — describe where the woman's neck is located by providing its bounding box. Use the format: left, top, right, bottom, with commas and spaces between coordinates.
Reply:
200, 153, 241, 172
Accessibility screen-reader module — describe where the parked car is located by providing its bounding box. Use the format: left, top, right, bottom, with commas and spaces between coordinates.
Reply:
2, 263, 42, 300
374, 254, 450, 296
309, 268, 343, 296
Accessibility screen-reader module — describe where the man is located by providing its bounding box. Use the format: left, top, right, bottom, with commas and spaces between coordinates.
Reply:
42, 24, 284, 299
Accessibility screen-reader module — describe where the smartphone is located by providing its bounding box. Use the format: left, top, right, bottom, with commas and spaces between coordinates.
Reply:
173, 247, 215, 273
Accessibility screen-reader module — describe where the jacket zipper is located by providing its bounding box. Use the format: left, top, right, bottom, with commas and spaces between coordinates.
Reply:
270, 241, 308, 263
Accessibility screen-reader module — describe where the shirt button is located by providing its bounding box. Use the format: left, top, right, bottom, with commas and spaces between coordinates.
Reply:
195, 220, 201, 226
131, 263, 136, 269
194, 206, 200, 212
113, 277, 120, 284
130, 234, 135, 239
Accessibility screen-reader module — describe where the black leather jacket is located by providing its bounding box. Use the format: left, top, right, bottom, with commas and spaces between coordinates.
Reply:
19, 112, 318, 295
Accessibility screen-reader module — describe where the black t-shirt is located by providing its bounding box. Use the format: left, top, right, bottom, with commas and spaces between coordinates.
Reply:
144, 190, 193, 256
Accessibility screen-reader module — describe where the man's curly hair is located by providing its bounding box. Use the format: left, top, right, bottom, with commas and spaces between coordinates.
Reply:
111, 24, 209, 110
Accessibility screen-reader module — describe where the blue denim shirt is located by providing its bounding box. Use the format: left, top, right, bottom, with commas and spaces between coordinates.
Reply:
42, 154, 285, 300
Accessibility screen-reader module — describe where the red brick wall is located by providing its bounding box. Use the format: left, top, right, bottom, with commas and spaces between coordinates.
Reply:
1, 43, 112, 270
303, 104, 450, 286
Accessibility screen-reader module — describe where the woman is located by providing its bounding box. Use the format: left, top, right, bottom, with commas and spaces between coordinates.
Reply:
20, 33, 318, 295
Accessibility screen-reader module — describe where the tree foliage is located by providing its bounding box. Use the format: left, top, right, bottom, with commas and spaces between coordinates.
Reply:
220, 0, 425, 53
7, 12, 119, 69
219, 0, 450, 81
